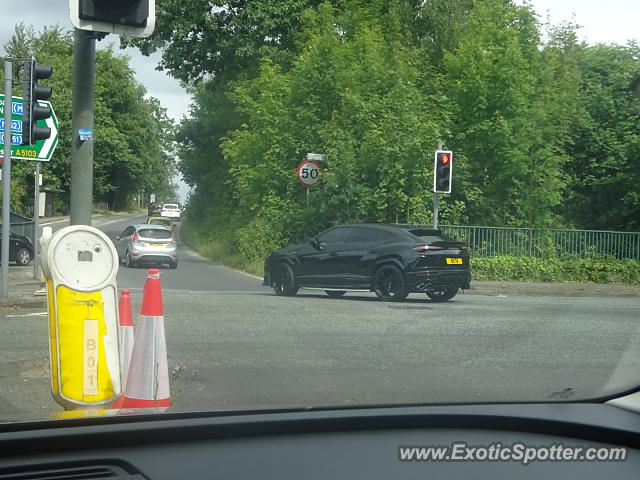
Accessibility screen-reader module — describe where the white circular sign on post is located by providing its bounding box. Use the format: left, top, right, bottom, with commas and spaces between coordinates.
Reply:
296, 160, 321, 187
45, 225, 119, 291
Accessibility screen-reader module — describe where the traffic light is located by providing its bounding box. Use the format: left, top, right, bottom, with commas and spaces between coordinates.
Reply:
433, 150, 453, 193
69, 0, 156, 37
22, 58, 53, 146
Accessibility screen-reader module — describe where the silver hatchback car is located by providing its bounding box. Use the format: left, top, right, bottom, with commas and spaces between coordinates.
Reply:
115, 224, 178, 269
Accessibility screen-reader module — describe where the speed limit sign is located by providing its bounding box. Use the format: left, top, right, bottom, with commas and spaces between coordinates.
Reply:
296, 160, 321, 186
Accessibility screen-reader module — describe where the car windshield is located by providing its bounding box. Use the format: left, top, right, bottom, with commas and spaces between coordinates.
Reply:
1, 0, 639, 424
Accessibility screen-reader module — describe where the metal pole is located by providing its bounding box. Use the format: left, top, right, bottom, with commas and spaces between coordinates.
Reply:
433, 142, 443, 230
33, 161, 40, 279
432, 192, 439, 230
70, 29, 96, 226
1, 61, 13, 297
306, 187, 309, 207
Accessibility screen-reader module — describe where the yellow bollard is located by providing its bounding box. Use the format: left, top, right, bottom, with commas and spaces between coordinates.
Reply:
42, 225, 121, 410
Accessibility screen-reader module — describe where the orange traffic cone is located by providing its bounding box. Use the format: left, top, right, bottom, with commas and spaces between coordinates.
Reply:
120, 269, 171, 408
112, 290, 135, 409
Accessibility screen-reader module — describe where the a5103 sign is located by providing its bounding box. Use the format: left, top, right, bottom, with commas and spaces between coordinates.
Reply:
0, 94, 59, 161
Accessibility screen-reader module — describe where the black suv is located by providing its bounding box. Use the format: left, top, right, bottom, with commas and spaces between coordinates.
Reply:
263, 224, 471, 302
147, 202, 163, 216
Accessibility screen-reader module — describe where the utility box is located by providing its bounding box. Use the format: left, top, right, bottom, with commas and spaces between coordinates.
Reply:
42, 225, 122, 410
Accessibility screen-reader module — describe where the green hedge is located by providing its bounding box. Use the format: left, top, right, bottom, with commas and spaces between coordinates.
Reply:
471, 255, 640, 284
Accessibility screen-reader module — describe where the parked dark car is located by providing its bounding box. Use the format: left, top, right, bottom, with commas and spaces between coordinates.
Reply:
147, 202, 164, 216
263, 224, 471, 302
0, 230, 33, 266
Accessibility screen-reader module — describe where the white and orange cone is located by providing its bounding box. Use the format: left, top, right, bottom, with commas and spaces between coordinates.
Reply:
120, 269, 171, 408
112, 289, 135, 409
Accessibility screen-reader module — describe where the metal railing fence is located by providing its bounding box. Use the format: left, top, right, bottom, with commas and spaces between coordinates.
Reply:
436, 225, 640, 261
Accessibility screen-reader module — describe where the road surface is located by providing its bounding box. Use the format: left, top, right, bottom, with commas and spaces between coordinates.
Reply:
1, 214, 639, 418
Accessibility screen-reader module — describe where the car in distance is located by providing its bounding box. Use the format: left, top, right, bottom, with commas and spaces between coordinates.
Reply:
263, 224, 470, 301
147, 216, 174, 232
148, 201, 164, 216
115, 224, 178, 269
160, 203, 181, 220
0, 229, 33, 266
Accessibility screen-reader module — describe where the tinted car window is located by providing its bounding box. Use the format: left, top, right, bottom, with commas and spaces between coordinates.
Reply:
138, 228, 172, 239
318, 227, 352, 244
348, 228, 396, 243
122, 226, 136, 237
150, 219, 171, 226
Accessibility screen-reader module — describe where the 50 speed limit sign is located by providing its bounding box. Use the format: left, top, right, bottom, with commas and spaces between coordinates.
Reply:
296, 160, 321, 186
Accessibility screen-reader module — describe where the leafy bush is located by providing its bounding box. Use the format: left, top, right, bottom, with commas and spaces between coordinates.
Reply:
471, 255, 640, 284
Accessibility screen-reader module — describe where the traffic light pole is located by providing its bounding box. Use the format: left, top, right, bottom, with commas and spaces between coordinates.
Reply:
33, 161, 40, 280
433, 143, 443, 230
70, 29, 96, 226
1, 61, 13, 297
433, 192, 439, 230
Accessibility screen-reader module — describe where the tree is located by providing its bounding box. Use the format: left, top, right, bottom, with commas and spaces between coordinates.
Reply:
443, 0, 579, 227
218, 2, 450, 258
121, 0, 336, 84
2, 25, 176, 213
563, 43, 640, 231
138, 0, 639, 271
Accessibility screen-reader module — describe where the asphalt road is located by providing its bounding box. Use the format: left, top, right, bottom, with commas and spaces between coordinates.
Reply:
1, 213, 639, 418
44, 214, 264, 292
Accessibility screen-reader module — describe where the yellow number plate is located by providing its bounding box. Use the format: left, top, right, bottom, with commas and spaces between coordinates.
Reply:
446, 258, 463, 264
150, 243, 164, 247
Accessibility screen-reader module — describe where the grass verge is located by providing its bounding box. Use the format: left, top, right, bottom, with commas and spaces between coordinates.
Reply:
181, 221, 264, 277
92, 208, 113, 216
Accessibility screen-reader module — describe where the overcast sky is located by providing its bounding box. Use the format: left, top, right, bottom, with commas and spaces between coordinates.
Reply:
2, 0, 639, 200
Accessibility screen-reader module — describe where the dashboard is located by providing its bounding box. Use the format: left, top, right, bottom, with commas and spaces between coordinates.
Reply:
0, 402, 638, 479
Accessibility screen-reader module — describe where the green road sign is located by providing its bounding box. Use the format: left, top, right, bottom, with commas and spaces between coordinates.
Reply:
0, 94, 59, 161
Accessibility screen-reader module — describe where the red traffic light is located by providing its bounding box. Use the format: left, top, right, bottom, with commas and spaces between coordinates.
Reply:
434, 149, 453, 193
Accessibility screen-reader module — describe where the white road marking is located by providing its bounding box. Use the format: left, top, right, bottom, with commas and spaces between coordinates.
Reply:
5, 312, 47, 318
39, 219, 68, 226
94, 218, 131, 227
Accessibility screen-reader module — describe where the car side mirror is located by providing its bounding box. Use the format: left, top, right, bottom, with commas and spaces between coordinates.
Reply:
115, 236, 120, 241
311, 238, 326, 250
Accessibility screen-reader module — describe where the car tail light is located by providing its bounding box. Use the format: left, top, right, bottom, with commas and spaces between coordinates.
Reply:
414, 245, 443, 252
132, 232, 142, 244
